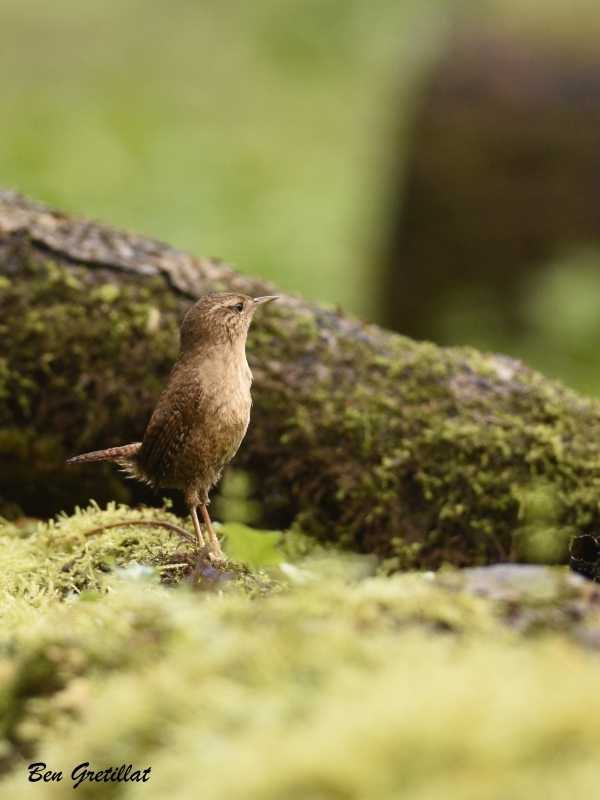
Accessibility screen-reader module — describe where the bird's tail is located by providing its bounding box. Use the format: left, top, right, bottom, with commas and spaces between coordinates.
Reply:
67, 443, 142, 466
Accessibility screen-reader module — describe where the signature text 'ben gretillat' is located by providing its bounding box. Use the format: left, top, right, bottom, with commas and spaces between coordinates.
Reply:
28, 762, 151, 788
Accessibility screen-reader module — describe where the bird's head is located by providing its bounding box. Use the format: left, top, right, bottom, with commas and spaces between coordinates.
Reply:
179, 292, 278, 352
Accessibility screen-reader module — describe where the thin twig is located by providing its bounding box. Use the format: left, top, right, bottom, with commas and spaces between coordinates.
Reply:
82, 519, 197, 545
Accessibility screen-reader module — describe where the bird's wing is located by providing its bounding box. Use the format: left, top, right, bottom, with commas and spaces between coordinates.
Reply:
137, 376, 206, 487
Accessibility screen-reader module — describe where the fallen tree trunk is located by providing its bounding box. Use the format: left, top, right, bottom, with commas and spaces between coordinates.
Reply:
2, 189, 600, 568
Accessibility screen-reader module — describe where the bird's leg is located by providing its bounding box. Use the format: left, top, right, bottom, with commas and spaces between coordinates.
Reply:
200, 503, 226, 561
189, 505, 206, 547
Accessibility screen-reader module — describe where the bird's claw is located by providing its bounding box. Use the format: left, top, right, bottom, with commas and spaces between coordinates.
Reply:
208, 546, 227, 563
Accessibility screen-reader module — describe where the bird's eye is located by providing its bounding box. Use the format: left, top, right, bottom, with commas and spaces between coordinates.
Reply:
235, 302, 244, 312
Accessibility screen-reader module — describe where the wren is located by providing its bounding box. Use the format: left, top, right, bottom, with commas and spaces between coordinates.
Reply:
67, 292, 278, 559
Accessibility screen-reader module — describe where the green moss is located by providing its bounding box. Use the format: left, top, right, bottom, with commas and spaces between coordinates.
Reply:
0, 502, 289, 601
243, 304, 600, 568
0, 248, 188, 518
0, 505, 600, 797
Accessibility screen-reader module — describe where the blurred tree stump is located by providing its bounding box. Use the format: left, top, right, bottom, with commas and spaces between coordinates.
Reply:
2, 188, 600, 569
387, 27, 600, 344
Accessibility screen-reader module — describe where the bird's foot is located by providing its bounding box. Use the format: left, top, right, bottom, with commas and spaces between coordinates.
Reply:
208, 545, 227, 563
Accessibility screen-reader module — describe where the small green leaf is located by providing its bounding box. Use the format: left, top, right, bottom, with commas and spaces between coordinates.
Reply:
219, 523, 283, 569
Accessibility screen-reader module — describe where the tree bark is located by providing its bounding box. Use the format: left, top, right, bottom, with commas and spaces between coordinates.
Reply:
2, 188, 599, 568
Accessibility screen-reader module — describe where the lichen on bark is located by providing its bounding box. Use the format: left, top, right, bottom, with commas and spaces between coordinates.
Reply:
2, 189, 600, 568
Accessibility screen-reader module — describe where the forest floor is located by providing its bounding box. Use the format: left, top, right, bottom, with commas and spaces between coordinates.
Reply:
1, 503, 600, 798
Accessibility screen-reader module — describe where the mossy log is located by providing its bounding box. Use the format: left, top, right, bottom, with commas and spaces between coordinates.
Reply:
2, 189, 600, 568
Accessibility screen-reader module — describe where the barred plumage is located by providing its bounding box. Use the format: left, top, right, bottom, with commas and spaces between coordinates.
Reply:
66, 443, 141, 465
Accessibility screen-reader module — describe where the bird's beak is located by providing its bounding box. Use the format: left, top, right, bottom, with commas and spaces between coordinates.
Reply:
253, 296, 279, 305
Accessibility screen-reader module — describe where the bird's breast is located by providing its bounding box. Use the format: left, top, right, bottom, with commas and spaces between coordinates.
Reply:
203, 354, 252, 430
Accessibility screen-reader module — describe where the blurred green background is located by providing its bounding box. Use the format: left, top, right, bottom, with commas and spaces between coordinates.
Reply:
0, 0, 443, 321
4, 0, 600, 393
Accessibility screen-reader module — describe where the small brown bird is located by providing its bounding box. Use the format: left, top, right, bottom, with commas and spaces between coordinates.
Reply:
67, 292, 278, 559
